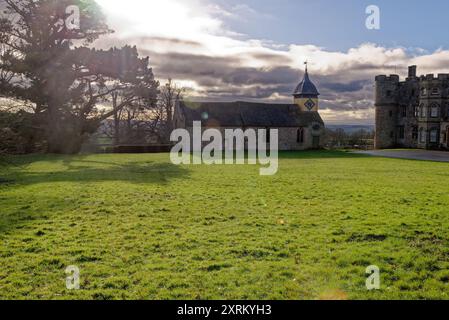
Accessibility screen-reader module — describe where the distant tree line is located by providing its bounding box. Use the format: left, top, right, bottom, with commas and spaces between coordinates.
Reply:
324, 128, 375, 150
0, 0, 181, 154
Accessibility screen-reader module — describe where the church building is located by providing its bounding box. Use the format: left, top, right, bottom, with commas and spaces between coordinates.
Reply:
173, 66, 325, 151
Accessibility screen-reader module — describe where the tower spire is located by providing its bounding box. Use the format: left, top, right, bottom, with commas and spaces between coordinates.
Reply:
293, 60, 320, 111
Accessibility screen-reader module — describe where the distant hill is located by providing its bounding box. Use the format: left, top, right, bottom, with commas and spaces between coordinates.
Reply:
326, 124, 374, 134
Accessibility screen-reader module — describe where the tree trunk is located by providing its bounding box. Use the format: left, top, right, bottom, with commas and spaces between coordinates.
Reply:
112, 95, 120, 146
113, 112, 120, 146
45, 108, 84, 154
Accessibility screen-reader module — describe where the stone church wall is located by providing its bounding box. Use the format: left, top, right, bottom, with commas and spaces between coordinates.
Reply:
182, 126, 323, 151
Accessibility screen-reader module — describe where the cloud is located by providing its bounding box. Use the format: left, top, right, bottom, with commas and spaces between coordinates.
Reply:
93, 0, 449, 124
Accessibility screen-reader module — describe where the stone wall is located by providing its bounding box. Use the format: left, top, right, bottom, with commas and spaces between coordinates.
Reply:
374, 75, 400, 149
375, 66, 449, 150
182, 126, 323, 151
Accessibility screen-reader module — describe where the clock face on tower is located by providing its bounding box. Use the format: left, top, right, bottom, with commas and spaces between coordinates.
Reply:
304, 98, 316, 111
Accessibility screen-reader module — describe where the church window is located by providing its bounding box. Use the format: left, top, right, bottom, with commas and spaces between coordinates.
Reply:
430, 104, 439, 118
430, 129, 439, 143
297, 128, 305, 143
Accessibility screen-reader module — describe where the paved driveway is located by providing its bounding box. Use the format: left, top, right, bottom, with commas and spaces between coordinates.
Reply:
354, 149, 449, 162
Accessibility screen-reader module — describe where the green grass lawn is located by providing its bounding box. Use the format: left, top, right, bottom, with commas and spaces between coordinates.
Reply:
1, 151, 449, 300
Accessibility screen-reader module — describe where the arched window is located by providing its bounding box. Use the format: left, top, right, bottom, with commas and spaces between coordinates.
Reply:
430, 128, 439, 143
412, 126, 418, 141
420, 104, 426, 117
430, 104, 439, 118
297, 127, 304, 143
419, 128, 426, 143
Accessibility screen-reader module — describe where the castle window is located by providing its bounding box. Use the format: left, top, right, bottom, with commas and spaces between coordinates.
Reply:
421, 88, 427, 96
412, 126, 418, 141
386, 90, 392, 97
266, 128, 271, 143
297, 127, 304, 143
420, 128, 426, 143
401, 106, 407, 117
398, 126, 405, 139
420, 105, 426, 118
430, 104, 439, 118
414, 106, 420, 117
389, 110, 393, 117
430, 129, 439, 143
431, 88, 440, 95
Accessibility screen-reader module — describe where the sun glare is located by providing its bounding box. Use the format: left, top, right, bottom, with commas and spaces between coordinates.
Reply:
96, 0, 221, 39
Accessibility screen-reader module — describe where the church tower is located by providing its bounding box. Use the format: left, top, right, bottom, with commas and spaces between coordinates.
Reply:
293, 63, 320, 112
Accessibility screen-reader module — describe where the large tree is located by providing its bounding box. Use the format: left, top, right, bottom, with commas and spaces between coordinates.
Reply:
0, 0, 159, 153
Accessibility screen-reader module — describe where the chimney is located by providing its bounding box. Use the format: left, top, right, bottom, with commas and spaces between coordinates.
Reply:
408, 65, 417, 78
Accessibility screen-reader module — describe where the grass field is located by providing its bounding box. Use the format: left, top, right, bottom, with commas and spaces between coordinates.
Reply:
1, 151, 449, 300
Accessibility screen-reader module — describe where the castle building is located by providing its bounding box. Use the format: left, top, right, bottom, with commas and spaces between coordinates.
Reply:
375, 65, 449, 150
174, 66, 325, 151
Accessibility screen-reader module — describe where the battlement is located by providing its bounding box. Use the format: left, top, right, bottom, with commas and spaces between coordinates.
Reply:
376, 66, 449, 85
375, 75, 400, 82
420, 74, 437, 81
419, 73, 449, 81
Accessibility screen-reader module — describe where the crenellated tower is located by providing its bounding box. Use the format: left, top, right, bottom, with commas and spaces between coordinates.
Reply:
374, 74, 400, 149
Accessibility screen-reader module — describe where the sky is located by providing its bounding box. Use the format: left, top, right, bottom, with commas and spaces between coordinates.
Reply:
94, 0, 449, 124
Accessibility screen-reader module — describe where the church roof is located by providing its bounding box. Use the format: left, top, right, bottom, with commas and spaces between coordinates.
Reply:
293, 69, 320, 97
178, 101, 324, 128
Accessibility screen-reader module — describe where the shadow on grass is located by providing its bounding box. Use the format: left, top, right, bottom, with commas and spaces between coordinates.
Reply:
1, 155, 191, 187
278, 150, 370, 160
0, 156, 191, 233
0, 150, 366, 188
